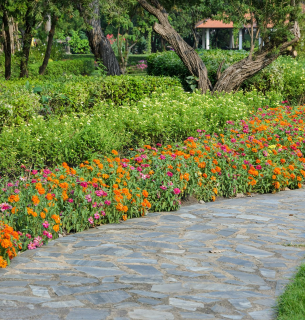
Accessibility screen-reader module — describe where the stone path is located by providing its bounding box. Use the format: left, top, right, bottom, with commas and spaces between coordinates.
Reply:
1, 189, 305, 320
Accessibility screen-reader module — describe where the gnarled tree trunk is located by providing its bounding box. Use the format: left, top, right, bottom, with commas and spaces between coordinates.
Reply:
78, 0, 121, 76
138, 0, 300, 94
213, 22, 301, 93
39, 15, 58, 75
137, 0, 211, 93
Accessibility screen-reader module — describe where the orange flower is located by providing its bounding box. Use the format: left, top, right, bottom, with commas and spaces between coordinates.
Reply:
142, 190, 149, 198
274, 168, 281, 175
45, 193, 53, 200
122, 214, 127, 221
40, 212, 46, 219
112, 150, 118, 155
53, 225, 60, 232
32, 195, 40, 206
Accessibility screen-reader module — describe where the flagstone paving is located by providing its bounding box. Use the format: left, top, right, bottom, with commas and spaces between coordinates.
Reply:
1, 189, 305, 320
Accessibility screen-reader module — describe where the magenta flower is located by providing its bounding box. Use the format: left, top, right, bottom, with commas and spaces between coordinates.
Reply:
42, 221, 49, 229
256, 165, 262, 170
101, 211, 106, 216
160, 155, 166, 160
88, 217, 94, 224
167, 171, 173, 177
173, 188, 181, 195
68, 198, 73, 203
94, 213, 100, 220
32, 170, 38, 175
105, 200, 111, 205
7, 183, 13, 187
160, 185, 167, 190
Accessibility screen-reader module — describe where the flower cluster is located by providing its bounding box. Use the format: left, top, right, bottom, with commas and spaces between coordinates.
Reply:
0, 223, 21, 268
136, 60, 148, 70
1, 103, 305, 267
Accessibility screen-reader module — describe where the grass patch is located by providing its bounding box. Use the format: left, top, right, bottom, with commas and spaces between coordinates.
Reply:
277, 264, 305, 320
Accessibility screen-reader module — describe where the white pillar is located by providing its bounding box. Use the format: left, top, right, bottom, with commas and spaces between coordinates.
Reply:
229, 29, 234, 49
202, 29, 206, 49
206, 28, 210, 50
239, 29, 243, 50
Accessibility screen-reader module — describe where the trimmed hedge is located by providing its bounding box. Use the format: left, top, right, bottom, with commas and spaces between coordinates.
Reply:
0, 57, 95, 80
0, 75, 181, 128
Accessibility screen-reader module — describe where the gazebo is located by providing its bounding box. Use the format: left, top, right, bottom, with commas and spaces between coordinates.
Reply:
195, 18, 264, 50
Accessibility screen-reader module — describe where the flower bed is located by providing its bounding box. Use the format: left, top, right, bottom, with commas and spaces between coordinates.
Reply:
1, 103, 305, 267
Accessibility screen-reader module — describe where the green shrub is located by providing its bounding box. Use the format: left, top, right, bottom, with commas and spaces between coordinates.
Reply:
147, 50, 305, 103
0, 56, 95, 79
0, 75, 181, 121
0, 87, 282, 177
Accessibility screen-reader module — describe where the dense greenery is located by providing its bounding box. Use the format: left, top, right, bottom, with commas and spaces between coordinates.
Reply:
0, 56, 95, 80
277, 264, 305, 320
147, 50, 305, 104
0, 75, 180, 128
0, 86, 282, 177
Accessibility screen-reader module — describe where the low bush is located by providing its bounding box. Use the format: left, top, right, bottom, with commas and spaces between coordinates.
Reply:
0, 87, 282, 177
147, 50, 305, 103
1, 103, 305, 267
0, 76, 181, 124
0, 57, 95, 80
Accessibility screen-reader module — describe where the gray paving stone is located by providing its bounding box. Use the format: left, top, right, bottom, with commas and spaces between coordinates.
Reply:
77, 290, 130, 305
75, 266, 126, 277
59, 275, 98, 284
124, 265, 163, 276
217, 257, 255, 268
72, 241, 102, 248
179, 312, 215, 319
228, 298, 252, 310
66, 260, 116, 267
29, 285, 51, 298
65, 308, 110, 320
235, 245, 274, 258
42, 300, 84, 308
129, 290, 168, 299
260, 268, 276, 278
138, 297, 162, 305
248, 309, 275, 320
169, 297, 204, 311
128, 309, 174, 320
226, 270, 266, 285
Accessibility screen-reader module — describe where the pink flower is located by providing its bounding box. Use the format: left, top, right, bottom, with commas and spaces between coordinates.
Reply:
94, 213, 100, 220
167, 171, 173, 177
26, 233, 32, 239
173, 188, 181, 195
92, 202, 97, 208
160, 185, 167, 190
85, 195, 92, 203
101, 211, 106, 216
104, 200, 111, 206
7, 183, 13, 187
32, 170, 38, 175
160, 155, 166, 160
68, 198, 73, 203
88, 217, 94, 224
28, 242, 36, 250
42, 221, 49, 229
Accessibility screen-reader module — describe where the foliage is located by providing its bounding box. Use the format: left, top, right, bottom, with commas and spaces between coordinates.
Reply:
0, 75, 180, 122
277, 264, 305, 319
0, 87, 282, 177
68, 30, 91, 54
147, 50, 305, 101
0, 57, 95, 79
1, 103, 305, 267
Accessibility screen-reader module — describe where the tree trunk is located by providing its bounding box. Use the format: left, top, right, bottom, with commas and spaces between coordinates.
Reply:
137, 0, 211, 93
39, 15, 57, 75
192, 28, 199, 49
213, 22, 301, 93
1, 10, 12, 80
20, 6, 36, 78
78, 0, 121, 76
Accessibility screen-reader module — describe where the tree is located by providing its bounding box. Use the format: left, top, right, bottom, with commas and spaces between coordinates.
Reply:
78, 0, 122, 75
137, 0, 302, 93
0, 2, 12, 79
